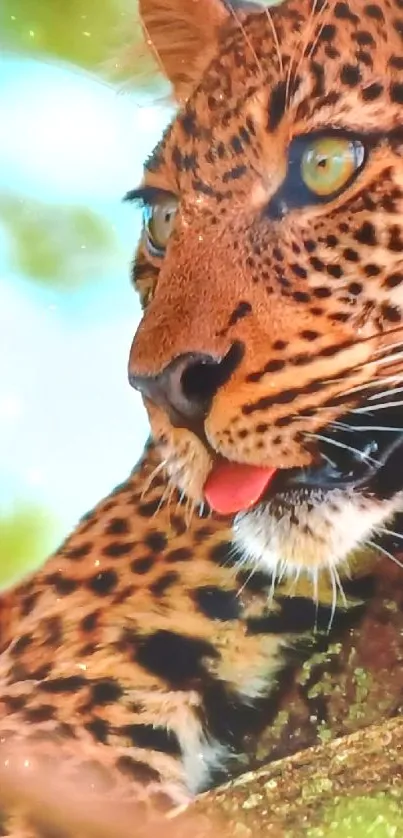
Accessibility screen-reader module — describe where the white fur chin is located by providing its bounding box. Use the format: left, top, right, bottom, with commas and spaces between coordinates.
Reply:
233, 488, 403, 579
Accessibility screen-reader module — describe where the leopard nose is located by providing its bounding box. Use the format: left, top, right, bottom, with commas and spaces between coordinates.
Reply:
128, 343, 244, 423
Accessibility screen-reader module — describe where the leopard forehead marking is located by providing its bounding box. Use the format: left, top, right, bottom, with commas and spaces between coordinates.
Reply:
133, 0, 403, 394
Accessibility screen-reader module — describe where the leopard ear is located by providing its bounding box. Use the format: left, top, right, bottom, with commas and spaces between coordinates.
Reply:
138, 0, 260, 102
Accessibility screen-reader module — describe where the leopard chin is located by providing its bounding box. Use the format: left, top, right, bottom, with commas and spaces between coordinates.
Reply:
235, 425, 403, 579
233, 488, 403, 580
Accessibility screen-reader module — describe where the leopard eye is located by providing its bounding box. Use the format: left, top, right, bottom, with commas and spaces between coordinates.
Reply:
300, 137, 365, 197
143, 198, 178, 257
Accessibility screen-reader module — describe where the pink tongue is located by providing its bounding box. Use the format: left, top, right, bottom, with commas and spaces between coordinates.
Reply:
204, 461, 277, 515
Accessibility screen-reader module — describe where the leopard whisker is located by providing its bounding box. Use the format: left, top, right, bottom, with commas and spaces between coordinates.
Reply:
318, 448, 339, 470
304, 0, 332, 64
225, 541, 243, 570
349, 346, 403, 375
327, 563, 338, 632
312, 566, 320, 632
184, 497, 197, 529
320, 340, 403, 389
330, 420, 403, 433
375, 525, 403, 545
304, 432, 380, 467
264, 6, 284, 76
312, 565, 319, 606
268, 561, 279, 609
236, 561, 260, 598
324, 373, 402, 396
368, 384, 403, 402
277, 558, 288, 585
332, 564, 347, 609
226, 3, 264, 80
328, 420, 357, 433
365, 538, 403, 572
176, 489, 186, 509
370, 349, 403, 368
285, 0, 330, 109
325, 563, 347, 634
352, 399, 403, 414
285, 563, 302, 599
355, 324, 403, 350
154, 479, 177, 518
140, 459, 168, 500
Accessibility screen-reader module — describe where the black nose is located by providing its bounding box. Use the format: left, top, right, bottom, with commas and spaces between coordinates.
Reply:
129, 343, 243, 424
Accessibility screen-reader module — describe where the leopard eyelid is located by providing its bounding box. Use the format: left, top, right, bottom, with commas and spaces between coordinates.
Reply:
123, 185, 177, 207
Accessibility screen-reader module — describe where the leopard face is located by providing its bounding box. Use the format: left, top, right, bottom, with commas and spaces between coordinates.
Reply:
128, 0, 403, 585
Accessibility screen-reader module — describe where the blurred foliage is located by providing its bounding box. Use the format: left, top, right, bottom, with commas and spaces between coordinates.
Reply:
0, 0, 159, 89
1, 0, 134, 73
308, 794, 403, 838
0, 505, 57, 589
0, 194, 119, 288
0, 0, 283, 88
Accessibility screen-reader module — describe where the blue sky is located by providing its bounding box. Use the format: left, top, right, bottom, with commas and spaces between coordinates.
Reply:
0, 53, 171, 542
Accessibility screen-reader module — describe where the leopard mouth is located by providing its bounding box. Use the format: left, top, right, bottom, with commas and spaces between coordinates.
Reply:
203, 403, 403, 515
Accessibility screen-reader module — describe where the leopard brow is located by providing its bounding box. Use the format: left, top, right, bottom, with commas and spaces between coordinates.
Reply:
123, 186, 175, 206
299, 127, 403, 146
124, 128, 403, 207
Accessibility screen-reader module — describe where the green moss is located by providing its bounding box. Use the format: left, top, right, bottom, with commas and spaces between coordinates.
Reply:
307, 794, 403, 838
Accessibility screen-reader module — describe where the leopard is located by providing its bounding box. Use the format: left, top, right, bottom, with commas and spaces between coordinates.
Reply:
1, 0, 403, 833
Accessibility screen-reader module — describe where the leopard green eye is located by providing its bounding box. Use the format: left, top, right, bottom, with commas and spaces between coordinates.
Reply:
143, 198, 178, 256
300, 137, 365, 197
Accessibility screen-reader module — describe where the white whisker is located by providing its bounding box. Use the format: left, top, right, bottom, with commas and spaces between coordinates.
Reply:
368, 385, 403, 402
236, 563, 259, 597
332, 421, 403, 433
226, 4, 264, 80
318, 448, 338, 469
268, 563, 278, 608
320, 347, 403, 393
369, 348, 403, 368
184, 498, 196, 529
312, 567, 319, 632
264, 6, 284, 76
327, 565, 337, 632
375, 526, 403, 544
332, 564, 347, 609
353, 399, 403, 414
154, 481, 176, 517
329, 420, 356, 433
373, 336, 403, 356
277, 559, 288, 584
365, 539, 403, 571
332, 374, 402, 399
174, 490, 187, 514
305, 432, 380, 466
286, 564, 302, 598
140, 458, 167, 500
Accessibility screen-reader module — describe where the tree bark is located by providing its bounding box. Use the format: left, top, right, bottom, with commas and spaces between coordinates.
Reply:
172, 715, 403, 838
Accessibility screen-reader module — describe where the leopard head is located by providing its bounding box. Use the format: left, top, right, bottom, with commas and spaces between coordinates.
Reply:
127, 0, 403, 585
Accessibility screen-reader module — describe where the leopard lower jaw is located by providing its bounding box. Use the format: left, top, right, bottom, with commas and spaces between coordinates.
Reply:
232, 488, 403, 578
